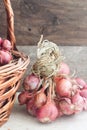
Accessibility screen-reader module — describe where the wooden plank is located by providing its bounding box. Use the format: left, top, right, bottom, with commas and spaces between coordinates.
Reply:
17, 45, 87, 91
0, 0, 87, 45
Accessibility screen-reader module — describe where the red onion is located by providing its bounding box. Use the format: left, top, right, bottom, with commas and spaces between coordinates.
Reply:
72, 84, 78, 95
59, 62, 70, 75
18, 91, 30, 105
2, 39, 12, 51
59, 98, 74, 115
23, 74, 40, 91
54, 76, 63, 85
36, 100, 58, 123
0, 37, 3, 48
83, 98, 87, 110
26, 98, 36, 116
84, 84, 87, 89
72, 92, 84, 113
57, 107, 64, 117
0, 50, 12, 65
34, 92, 47, 108
80, 88, 87, 98
56, 78, 72, 97
55, 101, 64, 117
75, 78, 86, 89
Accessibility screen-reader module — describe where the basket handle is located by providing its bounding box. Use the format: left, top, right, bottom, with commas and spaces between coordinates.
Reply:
3, 0, 16, 50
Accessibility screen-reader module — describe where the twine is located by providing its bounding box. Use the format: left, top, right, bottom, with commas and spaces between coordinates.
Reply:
32, 35, 64, 78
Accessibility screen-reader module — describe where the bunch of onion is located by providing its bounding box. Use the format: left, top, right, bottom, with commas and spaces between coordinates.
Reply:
18, 35, 87, 123
18, 74, 46, 114
18, 77, 60, 123
18, 64, 87, 123
54, 75, 87, 115
36, 79, 59, 123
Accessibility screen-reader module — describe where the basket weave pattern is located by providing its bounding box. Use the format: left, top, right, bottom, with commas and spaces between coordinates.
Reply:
0, 0, 29, 126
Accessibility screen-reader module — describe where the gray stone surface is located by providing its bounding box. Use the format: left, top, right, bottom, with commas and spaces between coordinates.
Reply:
17, 46, 87, 91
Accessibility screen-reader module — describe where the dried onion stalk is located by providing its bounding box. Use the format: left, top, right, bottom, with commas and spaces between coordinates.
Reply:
32, 35, 64, 78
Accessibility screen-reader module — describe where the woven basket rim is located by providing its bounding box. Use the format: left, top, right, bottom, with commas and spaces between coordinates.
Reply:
0, 50, 29, 73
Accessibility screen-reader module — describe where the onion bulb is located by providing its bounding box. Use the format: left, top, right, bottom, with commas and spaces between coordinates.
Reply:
34, 92, 47, 108
59, 62, 70, 75
72, 92, 84, 113
0, 50, 12, 65
75, 78, 86, 89
59, 98, 74, 115
26, 98, 36, 116
23, 74, 40, 91
18, 91, 29, 105
56, 78, 72, 97
36, 100, 58, 123
2, 39, 12, 51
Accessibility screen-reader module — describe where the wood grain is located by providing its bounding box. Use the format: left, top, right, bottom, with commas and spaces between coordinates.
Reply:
0, 0, 87, 45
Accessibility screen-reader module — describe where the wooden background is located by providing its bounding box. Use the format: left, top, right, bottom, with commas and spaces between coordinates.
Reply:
0, 0, 87, 46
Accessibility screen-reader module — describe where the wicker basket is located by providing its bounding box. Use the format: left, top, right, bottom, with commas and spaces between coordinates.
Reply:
0, 0, 29, 126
